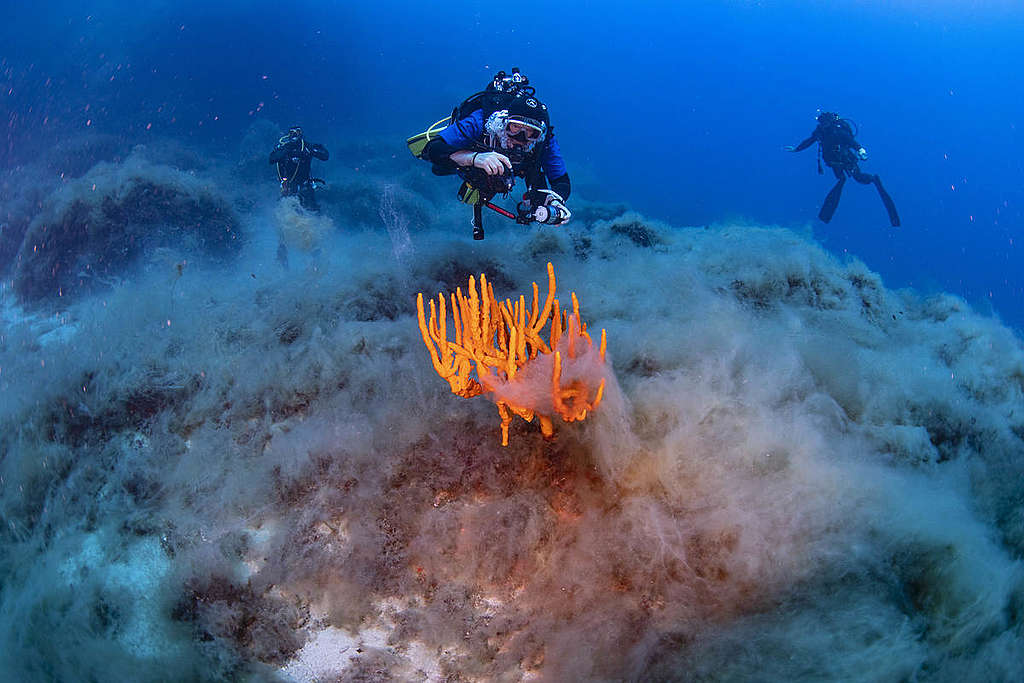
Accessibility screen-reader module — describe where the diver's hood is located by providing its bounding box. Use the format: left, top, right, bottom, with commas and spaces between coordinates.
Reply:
506, 95, 549, 129
484, 109, 548, 155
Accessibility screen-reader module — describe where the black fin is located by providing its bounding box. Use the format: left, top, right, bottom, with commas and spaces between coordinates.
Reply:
873, 177, 901, 227
818, 176, 846, 223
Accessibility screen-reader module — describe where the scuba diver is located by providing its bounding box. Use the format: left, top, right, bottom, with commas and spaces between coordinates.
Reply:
407, 68, 571, 240
785, 111, 900, 227
269, 126, 329, 211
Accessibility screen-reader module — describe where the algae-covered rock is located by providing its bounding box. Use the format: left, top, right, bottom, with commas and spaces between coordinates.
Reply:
13, 151, 241, 303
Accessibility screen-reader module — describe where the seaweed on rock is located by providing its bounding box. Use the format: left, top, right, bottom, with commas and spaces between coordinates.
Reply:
12, 151, 241, 304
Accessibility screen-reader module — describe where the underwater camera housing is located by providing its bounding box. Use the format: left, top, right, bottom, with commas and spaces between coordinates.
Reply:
461, 166, 516, 200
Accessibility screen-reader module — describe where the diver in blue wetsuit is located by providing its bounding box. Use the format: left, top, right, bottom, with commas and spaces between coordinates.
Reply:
786, 111, 900, 227
410, 69, 572, 240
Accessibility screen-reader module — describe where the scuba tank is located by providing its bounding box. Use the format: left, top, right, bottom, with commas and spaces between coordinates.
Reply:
816, 116, 860, 173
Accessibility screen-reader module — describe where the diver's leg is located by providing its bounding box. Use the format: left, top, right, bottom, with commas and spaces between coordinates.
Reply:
819, 176, 847, 223
872, 175, 901, 227
850, 165, 875, 184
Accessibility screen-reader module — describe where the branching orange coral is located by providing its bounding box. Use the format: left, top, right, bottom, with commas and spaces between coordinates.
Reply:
416, 262, 608, 446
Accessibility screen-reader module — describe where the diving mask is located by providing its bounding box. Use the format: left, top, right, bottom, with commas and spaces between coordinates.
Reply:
506, 119, 545, 144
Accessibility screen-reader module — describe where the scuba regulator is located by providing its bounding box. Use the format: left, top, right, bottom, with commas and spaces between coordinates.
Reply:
280, 126, 304, 148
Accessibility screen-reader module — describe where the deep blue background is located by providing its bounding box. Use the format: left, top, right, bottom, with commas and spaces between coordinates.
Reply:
3, 0, 1022, 329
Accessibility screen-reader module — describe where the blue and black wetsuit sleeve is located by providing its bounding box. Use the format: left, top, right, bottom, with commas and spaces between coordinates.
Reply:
539, 134, 570, 200
423, 110, 485, 170
269, 146, 287, 164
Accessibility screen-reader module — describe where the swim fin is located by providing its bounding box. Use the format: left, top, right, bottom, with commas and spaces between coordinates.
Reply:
819, 176, 846, 223
873, 176, 901, 227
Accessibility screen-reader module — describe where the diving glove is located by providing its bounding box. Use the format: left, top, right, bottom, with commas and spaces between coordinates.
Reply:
857, 147, 868, 160
528, 189, 571, 226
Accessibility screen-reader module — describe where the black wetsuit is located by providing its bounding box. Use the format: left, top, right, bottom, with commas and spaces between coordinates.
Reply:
793, 119, 900, 226
269, 138, 329, 210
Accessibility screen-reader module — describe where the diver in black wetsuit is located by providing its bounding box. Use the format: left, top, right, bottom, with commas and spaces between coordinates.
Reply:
269, 126, 329, 211
786, 112, 900, 227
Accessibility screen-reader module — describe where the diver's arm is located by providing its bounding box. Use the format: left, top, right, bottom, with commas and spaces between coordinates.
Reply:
524, 171, 570, 207
424, 111, 486, 167
790, 134, 817, 152
269, 146, 287, 164
423, 138, 461, 169
548, 173, 571, 202
425, 109, 514, 174
450, 150, 511, 175
310, 144, 329, 161
841, 131, 868, 159
423, 140, 510, 176
539, 135, 570, 200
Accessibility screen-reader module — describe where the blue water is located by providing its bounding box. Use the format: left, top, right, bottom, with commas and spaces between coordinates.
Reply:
4, 0, 1022, 327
